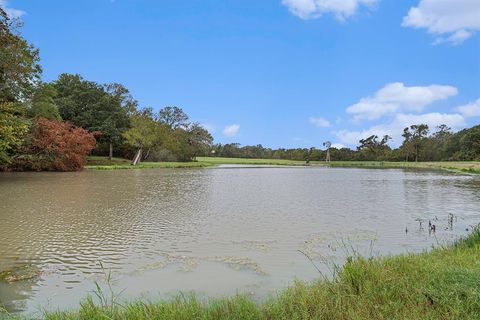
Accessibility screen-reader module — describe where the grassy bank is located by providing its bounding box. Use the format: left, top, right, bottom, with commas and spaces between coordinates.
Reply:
323, 160, 480, 174
85, 156, 480, 174
26, 227, 478, 319
196, 157, 306, 166
199, 157, 480, 174
84, 156, 304, 170
85, 156, 214, 170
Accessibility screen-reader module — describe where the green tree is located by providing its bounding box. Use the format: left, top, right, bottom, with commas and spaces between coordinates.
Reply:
402, 124, 429, 162
458, 126, 480, 160
52, 74, 130, 159
186, 123, 213, 160
105, 83, 138, 116
446, 125, 480, 161
424, 124, 453, 161
122, 109, 162, 164
0, 8, 41, 103
103, 83, 138, 159
0, 102, 29, 164
357, 135, 391, 160
401, 128, 413, 161
158, 106, 190, 129
0, 8, 41, 164
29, 83, 61, 120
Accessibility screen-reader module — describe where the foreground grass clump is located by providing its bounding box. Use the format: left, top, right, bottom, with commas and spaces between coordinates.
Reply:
38, 227, 480, 320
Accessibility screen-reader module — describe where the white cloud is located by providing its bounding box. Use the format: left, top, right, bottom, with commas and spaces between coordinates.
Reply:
335, 112, 466, 147
331, 143, 347, 149
457, 98, 480, 117
0, 0, 25, 18
309, 116, 331, 128
394, 112, 466, 131
402, 0, 480, 45
346, 82, 458, 121
281, 0, 378, 21
223, 124, 240, 137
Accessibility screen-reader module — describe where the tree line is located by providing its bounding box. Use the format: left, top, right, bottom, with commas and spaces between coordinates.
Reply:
1, 8, 478, 171
208, 124, 480, 162
0, 9, 212, 171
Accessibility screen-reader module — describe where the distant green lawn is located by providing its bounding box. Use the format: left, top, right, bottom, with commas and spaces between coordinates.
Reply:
196, 157, 306, 166
199, 157, 480, 174
86, 156, 480, 174
85, 156, 213, 170
85, 156, 306, 170
320, 160, 480, 174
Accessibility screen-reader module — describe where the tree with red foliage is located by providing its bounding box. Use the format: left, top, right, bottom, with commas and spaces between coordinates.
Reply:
9, 118, 97, 171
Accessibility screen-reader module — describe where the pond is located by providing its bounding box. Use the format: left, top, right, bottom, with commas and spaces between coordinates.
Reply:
1, 165, 479, 315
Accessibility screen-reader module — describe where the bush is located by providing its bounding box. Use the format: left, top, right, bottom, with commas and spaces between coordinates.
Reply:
9, 118, 97, 171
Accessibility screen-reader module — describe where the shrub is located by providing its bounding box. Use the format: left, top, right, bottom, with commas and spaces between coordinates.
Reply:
9, 117, 97, 171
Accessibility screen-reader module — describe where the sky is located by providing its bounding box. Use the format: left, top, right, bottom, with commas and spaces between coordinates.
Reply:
3, 0, 480, 149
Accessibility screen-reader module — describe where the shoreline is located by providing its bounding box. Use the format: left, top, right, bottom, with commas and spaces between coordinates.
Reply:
85, 156, 480, 174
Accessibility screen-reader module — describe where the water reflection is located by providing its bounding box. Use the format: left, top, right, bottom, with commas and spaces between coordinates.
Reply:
0, 166, 479, 314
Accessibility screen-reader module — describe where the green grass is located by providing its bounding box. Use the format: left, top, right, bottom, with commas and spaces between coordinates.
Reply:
196, 157, 306, 166
86, 156, 480, 174
202, 157, 480, 175
199, 157, 480, 174
10, 226, 476, 319
85, 156, 305, 170
86, 156, 133, 166
321, 160, 480, 174
85, 156, 214, 170
86, 162, 213, 170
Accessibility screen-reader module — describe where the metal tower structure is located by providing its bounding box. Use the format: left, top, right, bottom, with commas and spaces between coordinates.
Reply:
323, 141, 331, 163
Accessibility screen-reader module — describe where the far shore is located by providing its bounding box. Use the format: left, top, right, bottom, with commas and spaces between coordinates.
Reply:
85, 156, 480, 174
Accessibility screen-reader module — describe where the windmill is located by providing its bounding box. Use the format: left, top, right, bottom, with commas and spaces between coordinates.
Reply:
323, 141, 331, 163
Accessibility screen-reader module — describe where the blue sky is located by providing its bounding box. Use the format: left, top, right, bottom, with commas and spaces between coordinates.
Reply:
3, 0, 480, 148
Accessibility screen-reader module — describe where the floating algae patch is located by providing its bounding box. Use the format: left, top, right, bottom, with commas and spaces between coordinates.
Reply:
133, 254, 266, 276
0, 265, 40, 283
206, 256, 266, 275
232, 240, 276, 252
134, 254, 200, 274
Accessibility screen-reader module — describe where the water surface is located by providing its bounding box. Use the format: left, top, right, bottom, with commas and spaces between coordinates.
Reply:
0, 166, 479, 314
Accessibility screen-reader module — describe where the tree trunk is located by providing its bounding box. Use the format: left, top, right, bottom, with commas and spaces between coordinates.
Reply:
109, 142, 113, 160
132, 149, 142, 166
143, 148, 151, 160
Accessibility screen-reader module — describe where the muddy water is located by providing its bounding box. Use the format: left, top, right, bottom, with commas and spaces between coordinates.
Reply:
0, 165, 479, 315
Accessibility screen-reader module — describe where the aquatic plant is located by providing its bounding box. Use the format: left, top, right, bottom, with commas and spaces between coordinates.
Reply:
0, 265, 39, 283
